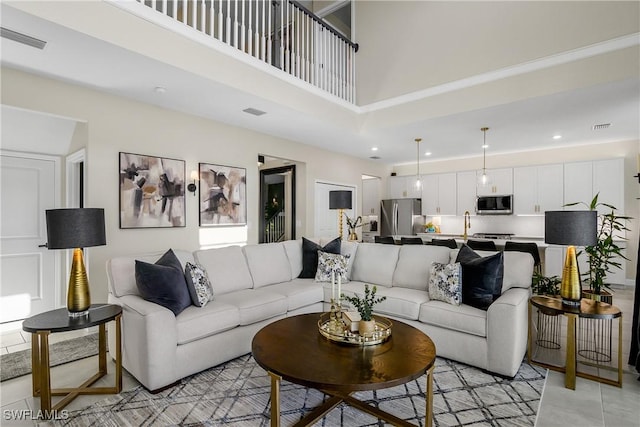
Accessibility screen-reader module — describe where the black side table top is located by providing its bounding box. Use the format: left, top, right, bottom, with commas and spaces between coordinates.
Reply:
22, 304, 122, 333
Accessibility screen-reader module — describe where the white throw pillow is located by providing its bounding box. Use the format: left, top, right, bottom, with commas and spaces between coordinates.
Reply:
184, 262, 214, 307
315, 251, 350, 283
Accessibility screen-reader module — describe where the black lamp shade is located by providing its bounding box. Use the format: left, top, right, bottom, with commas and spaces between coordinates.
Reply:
46, 208, 106, 249
545, 210, 597, 246
329, 190, 352, 210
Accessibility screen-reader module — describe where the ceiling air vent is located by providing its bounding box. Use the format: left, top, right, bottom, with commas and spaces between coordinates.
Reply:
1, 27, 47, 50
242, 108, 266, 116
369, 156, 381, 160
592, 123, 611, 130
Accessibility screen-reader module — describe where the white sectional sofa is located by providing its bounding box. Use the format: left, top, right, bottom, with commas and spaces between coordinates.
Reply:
107, 239, 534, 391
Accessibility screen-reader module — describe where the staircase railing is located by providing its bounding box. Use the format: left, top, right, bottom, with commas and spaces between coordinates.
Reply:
264, 207, 286, 243
136, 0, 358, 103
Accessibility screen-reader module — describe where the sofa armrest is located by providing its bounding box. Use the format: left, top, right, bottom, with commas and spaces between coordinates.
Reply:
486, 287, 531, 377
108, 293, 178, 391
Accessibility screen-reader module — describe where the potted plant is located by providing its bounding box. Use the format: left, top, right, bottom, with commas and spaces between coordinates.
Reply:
532, 272, 561, 297
565, 193, 630, 302
341, 284, 386, 335
345, 215, 365, 241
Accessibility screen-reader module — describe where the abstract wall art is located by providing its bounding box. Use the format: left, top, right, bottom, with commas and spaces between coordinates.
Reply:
119, 152, 186, 228
198, 163, 247, 226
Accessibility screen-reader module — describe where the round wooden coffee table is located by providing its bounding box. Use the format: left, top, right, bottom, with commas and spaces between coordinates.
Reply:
252, 313, 436, 427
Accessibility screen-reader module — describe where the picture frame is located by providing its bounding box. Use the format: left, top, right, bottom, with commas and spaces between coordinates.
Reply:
198, 162, 247, 226
119, 152, 186, 229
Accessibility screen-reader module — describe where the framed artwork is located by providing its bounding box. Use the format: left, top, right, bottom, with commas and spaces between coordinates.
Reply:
119, 152, 186, 228
198, 162, 247, 226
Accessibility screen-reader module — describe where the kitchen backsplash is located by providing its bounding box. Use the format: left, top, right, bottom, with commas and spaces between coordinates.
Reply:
428, 215, 545, 238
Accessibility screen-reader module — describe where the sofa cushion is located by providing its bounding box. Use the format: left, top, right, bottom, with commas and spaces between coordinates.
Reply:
428, 262, 462, 306
107, 249, 194, 297
419, 300, 487, 337
456, 245, 504, 310
215, 289, 287, 325
315, 251, 349, 283
194, 246, 253, 295
135, 249, 192, 316
262, 279, 324, 311
449, 249, 533, 293
350, 243, 400, 287
176, 301, 240, 345
243, 243, 292, 288
299, 237, 341, 278
282, 239, 303, 280
340, 282, 428, 320
393, 245, 451, 290
184, 262, 214, 307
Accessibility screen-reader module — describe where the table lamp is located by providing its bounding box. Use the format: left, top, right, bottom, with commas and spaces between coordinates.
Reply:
46, 208, 106, 317
545, 210, 597, 306
329, 190, 352, 240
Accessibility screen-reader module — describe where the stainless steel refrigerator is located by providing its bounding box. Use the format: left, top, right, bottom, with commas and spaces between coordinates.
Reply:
380, 199, 423, 237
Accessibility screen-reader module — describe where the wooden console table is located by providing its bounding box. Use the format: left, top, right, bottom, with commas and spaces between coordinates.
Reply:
527, 296, 622, 389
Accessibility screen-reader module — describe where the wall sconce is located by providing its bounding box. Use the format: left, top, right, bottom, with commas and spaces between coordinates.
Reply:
187, 170, 199, 195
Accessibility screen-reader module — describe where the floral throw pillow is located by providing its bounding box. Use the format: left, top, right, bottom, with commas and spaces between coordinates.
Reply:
428, 262, 462, 306
184, 262, 214, 307
315, 251, 350, 283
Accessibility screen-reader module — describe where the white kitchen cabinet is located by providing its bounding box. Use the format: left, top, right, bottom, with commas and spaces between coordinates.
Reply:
456, 170, 477, 216
514, 164, 563, 215
421, 173, 456, 216
564, 158, 624, 213
476, 168, 513, 196
387, 175, 421, 199
362, 178, 380, 216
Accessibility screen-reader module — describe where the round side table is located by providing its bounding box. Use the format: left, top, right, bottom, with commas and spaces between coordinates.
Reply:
22, 304, 122, 417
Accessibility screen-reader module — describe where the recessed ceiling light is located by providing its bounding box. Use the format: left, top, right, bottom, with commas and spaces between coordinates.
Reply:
424, 152, 432, 156
243, 107, 266, 116
371, 147, 378, 151
481, 144, 489, 149
553, 135, 562, 140
592, 123, 611, 130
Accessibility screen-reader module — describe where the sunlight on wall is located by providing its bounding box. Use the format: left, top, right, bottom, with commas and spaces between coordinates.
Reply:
199, 226, 248, 249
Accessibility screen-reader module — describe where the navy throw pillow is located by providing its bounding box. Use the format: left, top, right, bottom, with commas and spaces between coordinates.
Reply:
455, 244, 504, 310
299, 237, 341, 278
135, 249, 191, 316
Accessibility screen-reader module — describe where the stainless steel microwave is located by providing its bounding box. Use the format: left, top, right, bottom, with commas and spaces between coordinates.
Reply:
476, 195, 513, 215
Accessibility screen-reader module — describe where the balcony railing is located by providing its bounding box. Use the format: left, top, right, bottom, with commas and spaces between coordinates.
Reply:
137, 0, 358, 103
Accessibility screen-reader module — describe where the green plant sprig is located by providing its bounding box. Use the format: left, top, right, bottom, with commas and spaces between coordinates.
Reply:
341, 284, 386, 321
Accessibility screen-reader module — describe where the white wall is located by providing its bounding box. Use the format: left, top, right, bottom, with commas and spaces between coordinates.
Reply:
1, 67, 389, 304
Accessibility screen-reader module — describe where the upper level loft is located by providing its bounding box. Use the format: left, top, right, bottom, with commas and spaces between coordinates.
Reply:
133, 0, 358, 103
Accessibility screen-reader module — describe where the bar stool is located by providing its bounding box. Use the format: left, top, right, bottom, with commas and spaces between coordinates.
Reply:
466, 239, 497, 251
430, 238, 458, 249
504, 241, 541, 274
400, 237, 424, 245
374, 236, 396, 245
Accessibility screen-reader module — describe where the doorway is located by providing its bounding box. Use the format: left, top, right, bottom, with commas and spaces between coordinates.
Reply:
314, 181, 356, 239
259, 163, 296, 243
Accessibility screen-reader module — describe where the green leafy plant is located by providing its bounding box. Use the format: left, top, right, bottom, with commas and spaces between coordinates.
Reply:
341, 284, 386, 321
565, 193, 630, 295
532, 271, 561, 296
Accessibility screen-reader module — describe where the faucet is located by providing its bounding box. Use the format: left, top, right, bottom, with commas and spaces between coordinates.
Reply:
463, 211, 471, 241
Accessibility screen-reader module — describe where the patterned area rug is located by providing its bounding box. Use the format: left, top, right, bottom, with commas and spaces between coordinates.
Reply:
0, 333, 100, 382
50, 354, 546, 426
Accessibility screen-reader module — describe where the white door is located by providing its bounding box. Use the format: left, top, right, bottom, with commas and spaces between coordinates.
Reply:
1, 153, 59, 322
314, 182, 356, 239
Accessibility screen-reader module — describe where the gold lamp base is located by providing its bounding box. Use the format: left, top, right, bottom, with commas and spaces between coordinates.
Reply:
338, 208, 344, 240
67, 248, 91, 317
560, 246, 581, 307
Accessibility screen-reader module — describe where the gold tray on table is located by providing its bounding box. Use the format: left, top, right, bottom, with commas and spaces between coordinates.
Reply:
317, 312, 392, 346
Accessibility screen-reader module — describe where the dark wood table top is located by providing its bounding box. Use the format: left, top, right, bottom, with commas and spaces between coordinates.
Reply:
251, 313, 436, 392
530, 296, 621, 319
22, 304, 122, 333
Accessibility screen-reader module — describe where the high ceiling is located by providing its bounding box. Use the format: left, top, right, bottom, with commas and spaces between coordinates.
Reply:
1, 1, 638, 166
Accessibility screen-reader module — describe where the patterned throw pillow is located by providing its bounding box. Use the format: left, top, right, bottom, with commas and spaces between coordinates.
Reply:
315, 251, 350, 283
185, 262, 214, 307
428, 262, 462, 306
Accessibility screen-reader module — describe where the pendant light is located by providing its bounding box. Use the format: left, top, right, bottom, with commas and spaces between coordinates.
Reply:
479, 127, 491, 186
415, 138, 422, 190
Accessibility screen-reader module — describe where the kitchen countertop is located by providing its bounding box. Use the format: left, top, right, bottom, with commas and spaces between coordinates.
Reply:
417, 233, 549, 248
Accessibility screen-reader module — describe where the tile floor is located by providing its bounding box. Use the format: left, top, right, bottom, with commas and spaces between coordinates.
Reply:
0, 287, 639, 426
